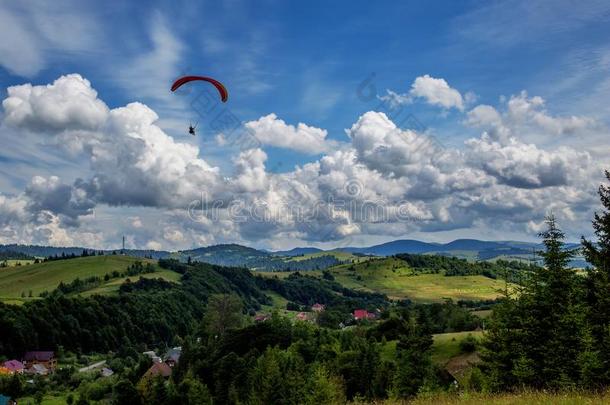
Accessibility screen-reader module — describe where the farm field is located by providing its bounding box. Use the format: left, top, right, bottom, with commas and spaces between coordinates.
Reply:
253, 257, 511, 303
77, 269, 181, 297
0, 255, 161, 302
431, 330, 485, 364
328, 258, 511, 302
380, 330, 485, 366
283, 250, 368, 262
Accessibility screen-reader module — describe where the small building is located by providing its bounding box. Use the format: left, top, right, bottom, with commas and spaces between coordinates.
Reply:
311, 303, 325, 312
101, 367, 114, 377
4, 360, 25, 374
23, 351, 56, 372
254, 314, 270, 323
353, 309, 375, 320
164, 347, 182, 368
143, 362, 172, 380
143, 350, 161, 363
28, 363, 49, 376
296, 312, 310, 321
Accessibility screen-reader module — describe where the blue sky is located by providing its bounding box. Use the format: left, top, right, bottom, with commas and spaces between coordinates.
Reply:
0, 0, 609, 250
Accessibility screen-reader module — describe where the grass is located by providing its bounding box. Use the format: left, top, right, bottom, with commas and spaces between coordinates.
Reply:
470, 309, 493, 318
431, 331, 484, 364
379, 331, 485, 366
3, 259, 36, 267
17, 394, 76, 405
0, 255, 162, 302
284, 250, 368, 262
78, 269, 182, 297
329, 258, 512, 303
253, 257, 511, 303
397, 390, 610, 405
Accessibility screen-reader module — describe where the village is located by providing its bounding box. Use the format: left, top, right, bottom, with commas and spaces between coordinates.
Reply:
0, 303, 382, 404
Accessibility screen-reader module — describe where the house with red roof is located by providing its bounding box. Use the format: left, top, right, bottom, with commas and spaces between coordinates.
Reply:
3, 360, 24, 374
142, 361, 172, 380
296, 312, 311, 321
254, 314, 270, 323
353, 309, 375, 320
311, 303, 325, 312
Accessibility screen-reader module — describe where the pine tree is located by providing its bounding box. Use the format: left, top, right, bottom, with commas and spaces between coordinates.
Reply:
581, 170, 610, 384
482, 215, 585, 390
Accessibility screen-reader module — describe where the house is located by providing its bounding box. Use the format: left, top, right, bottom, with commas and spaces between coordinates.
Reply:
4, 360, 25, 374
28, 364, 49, 376
143, 350, 161, 363
101, 367, 114, 377
311, 303, 325, 312
23, 351, 56, 372
143, 362, 172, 380
164, 347, 182, 367
296, 312, 310, 321
254, 314, 270, 323
353, 309, 375, 320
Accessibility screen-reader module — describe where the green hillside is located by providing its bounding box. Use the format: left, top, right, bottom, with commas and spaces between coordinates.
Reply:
327, 257, 512, 302
283, 250, 367, 262
0, 255, 162, 302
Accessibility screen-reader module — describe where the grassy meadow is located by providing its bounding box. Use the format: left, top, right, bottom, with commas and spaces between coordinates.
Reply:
257, 257, 512, 303
0, 255, 168, 303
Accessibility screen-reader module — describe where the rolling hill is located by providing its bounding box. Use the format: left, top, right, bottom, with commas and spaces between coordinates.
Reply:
257, 256, 514, 303
0, 255, 177, 304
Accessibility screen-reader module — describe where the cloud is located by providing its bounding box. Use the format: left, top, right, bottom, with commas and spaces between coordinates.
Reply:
0, 74, 605, 248
410, 75, 464, 111
379, 75, 464, 111
465, 136, 586, 188
3, 74, 109, 133
465, 91, 598, 144
245, 113, 333, 154
117, 12, 184, 103
0, 1, 100, 77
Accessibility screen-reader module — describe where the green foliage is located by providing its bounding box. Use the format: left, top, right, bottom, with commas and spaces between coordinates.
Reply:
459, 334, 478, 353
0, 262, 269, 356
481, 215, 591, 391
395, 253, 539, 282
202, 293, 244, 336
581, 170, 610, 384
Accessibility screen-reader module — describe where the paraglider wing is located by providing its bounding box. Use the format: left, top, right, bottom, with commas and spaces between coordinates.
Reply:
171, 76, 228, 102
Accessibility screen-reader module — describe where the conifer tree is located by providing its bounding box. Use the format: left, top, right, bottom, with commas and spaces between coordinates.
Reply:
582, 170, 610, 384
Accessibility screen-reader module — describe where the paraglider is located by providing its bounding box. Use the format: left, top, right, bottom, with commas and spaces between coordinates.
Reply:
171, 76, 228, 101
171, 75, 228, 136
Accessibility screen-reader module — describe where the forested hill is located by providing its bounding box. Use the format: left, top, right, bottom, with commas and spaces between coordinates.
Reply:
0, 259, 388, 357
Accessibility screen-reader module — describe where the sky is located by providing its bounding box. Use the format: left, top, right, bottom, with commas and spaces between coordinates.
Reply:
0, 0, 609, 251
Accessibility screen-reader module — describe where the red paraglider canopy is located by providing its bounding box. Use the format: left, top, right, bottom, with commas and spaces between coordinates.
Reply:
171, 76, 228, 102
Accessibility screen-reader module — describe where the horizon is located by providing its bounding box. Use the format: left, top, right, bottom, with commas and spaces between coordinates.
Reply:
0, 236, 582, 253
0, 1, 608, 251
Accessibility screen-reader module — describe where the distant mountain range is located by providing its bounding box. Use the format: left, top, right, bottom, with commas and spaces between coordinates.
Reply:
0, 238, 588, 269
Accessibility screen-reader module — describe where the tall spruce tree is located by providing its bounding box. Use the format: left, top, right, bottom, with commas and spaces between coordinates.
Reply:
581, 170, 610, 384
482, 215, 584, 390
